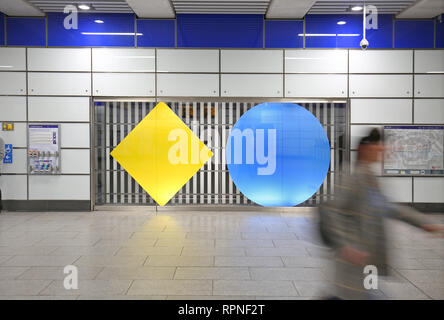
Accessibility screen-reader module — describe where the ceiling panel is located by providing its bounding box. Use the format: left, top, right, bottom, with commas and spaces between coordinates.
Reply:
397, 0, 444, 18
171, 0, 271, 14
0, 0, 44, 16
267, 0, 316, 19
127, 0, 174, 18
308, 1, 417, 15
27, 0, 134, 13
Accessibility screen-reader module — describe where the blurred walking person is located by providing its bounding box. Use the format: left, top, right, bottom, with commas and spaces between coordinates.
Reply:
319, 128, 444, 299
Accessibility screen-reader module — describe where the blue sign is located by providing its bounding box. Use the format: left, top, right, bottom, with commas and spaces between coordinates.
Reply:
3, 144, 13, 164
226, 103, 330, 207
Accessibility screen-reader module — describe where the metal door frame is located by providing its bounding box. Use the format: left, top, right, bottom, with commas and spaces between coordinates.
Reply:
90, 97, 350, 211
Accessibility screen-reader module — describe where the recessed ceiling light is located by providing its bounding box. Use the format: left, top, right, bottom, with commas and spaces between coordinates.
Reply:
94, 20, 104, 24
78, 4, 90, 10
337, 21, 346, 25
351, 6, 363, 11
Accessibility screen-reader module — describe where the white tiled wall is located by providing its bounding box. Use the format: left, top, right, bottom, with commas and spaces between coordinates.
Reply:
350, 75, 413, 97
349, 50, 413, 73
414, 99, 444, 124
413, 178, 444, 203
93, 73, 155, 96
415, 75, 444, 97
60, 123, 90, 148
379, 177, 413, 203
0, 48, 26, 71
28, 48, 91, 72
60, 149, 90, 174
92, 48, 155, 72
0, 175, 27, 200
285, 74, 347, 97
285, 50, 348, 73
29, 175, 90, 200
221, 50, 283, 73
0, 123, 27, 147
414, 50, 444, 73
0, 97, 27, 121
157, 74, 219, 97
28, 97, 90, 122
157, 49, 219, 72
28, 73, 92, 96
221, 74, 283, 97
1, 148, 27, 174
0, 72, 26, 95
0, 48, 443, 205
351, 99, 412, 124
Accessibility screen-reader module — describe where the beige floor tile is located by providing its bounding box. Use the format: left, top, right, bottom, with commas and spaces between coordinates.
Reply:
0, 280, 52, 296
18, 266, 103, 280
246, 247, 309, 257
77, 295, 167, 300
282, 256, 329, 268
249, 268, 326, 281
39, 280, 133, 296
1, 255, 80, 267
0, 295, 78, 300
292, 280, 331, 297
215, 239, 274, 248
0, 267, 29, 280
166, 295, 256, 300
241, 232, 297, 240
116, 246, 183, 256
127, 280, 212, 296
75, 255, 147, 267
0, 256, 12, 264
145, 256, 214, 267
131, 231, 187, 238
50, 246, 120, 256
174, 267, 250, 280
95, 267, 176, 280
0, 246, 58, 256
186, 232, 242, 240
181, 247, 245, 257
213, 280, 298, 296
379, 281, 430, 299
156, 239, 215, 247
215, 257, 283, 267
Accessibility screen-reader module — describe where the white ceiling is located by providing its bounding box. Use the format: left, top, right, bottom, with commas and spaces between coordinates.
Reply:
0, 0, 44, 16
172, 0, 271, 14
267, 0, 317, 19
127, 0, 174, 18
27, 0, 133, 13
309, 1, 418, 15
0, 0, 442, 18
397, 0, 444, 18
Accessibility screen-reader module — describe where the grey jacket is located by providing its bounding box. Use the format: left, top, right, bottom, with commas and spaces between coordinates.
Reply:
321, 163, 430, 275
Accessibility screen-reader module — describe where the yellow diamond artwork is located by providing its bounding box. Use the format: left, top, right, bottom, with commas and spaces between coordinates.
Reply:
110, 102, 213, 206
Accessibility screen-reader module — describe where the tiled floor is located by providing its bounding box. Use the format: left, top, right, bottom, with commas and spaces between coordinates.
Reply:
0, 209, 443, 300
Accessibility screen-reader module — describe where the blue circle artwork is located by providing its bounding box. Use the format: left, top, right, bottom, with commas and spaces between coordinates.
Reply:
226, 103, 330, 207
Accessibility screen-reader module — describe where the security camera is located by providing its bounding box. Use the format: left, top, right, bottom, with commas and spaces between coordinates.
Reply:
360, 38, 369, 50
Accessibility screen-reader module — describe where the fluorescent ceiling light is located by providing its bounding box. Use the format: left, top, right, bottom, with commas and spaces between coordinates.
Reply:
337, 21, 346, 25
81, 32, 143, 36
351, 6, 363, 11
78, 4, 90, 10
299, 33, 360, 37
94, 20, 104, 24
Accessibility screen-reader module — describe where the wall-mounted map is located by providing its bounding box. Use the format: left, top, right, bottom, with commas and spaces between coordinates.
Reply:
383, 126, 444, 175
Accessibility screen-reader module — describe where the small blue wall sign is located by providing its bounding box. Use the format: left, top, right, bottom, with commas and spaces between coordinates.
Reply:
3, 144, 13, 164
